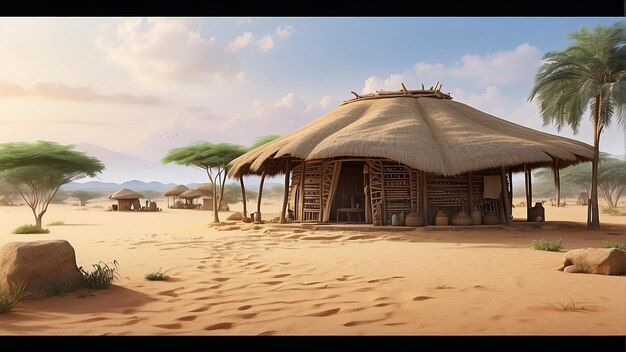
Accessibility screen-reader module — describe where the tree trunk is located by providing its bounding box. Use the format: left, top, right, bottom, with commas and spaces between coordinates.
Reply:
212, 181, 219, 223
240, 176, 247, 217
36, 214, 43, 228
589, 95, 601, 229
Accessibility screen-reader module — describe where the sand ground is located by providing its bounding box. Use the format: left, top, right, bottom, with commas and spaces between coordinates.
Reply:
0, 196, 624, 335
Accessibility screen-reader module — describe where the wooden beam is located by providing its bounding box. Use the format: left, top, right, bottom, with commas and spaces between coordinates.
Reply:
500, 166, 513, 225
422, 172, 428, 225
280, 158, 291, 224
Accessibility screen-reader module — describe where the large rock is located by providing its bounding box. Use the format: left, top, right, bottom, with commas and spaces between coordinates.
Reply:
226, 212, 243, 221
558, 248, 626, 276
0, 240, 84, 299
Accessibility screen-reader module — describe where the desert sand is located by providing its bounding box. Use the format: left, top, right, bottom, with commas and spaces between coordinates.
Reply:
0, 196, 624, 336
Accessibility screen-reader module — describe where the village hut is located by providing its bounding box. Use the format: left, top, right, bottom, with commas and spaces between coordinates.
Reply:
109, 188, 144, 211
193, 183, 222, 210
229, 83, 594, 226
164, 184, 189, 208
177, 189, 205, 208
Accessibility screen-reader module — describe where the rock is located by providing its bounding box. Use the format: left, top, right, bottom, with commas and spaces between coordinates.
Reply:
563, 265, 581, 273
226, 212, 243, 221
0, 240, 84, 299
558, 248, 626, 275
241, 216, 253, 223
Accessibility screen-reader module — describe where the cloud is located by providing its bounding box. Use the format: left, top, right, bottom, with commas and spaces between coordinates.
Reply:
0, 80, 26, 98
275, 25, 295, 39
257, 35, 274, 54
96, 18, 244, 87
226, 32, 254, 53
0, 80, 161, 106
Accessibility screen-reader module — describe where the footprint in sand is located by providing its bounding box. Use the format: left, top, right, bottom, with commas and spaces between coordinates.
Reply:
121, 308, 137, 314
197, 265, 208, 269
262, 281, 283, 286
213, 277, 230, 282
273, 273, 291, 278
305, 308, 341, 317
155, 323, 182, 329
189, 306, 210, 313
413, 296, 434, 301
374, 297, 389, 301
240, 312, 258, 319
258, 330, 276, 336
158, 289, 180, 297
205, 322, 234, 330
373, 303, 392, 307
238, 305, 253, 311
177, 315, 198, 321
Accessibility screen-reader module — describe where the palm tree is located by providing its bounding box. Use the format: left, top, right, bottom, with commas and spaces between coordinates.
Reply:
528, 22, 625, 229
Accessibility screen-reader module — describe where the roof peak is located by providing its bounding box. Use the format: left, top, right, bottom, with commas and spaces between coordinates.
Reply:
341, 82, 453, 106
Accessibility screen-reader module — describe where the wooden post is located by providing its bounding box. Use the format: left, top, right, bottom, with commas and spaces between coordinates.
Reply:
298, 160, 305, 221
280, 158, 290, 224
500, 166, 513, 225
508, 168, 513, 216
422, 172, 428, 225
524, 164, 532, 220
364, 164, 371, 224
553, 159, 561, 207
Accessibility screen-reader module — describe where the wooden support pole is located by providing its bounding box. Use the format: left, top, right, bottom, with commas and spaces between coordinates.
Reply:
280, 158, 291, 224
298, 160, 305, 221
422, 172, 428, 225
508, 168, 513, 216
553, 159, 561, 207
501, 166, 513, 225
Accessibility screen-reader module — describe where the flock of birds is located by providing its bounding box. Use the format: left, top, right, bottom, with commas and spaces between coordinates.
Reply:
158, 131, 179, 139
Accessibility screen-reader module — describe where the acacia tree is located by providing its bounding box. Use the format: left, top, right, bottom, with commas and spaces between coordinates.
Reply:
71, 190, 103, 206
0, 141, 104, 228
535, 154, 626, 211
528, 22, 626, 229
161, 143, 246, 223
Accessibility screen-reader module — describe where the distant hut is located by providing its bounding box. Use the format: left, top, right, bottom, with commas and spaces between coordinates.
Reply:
193, 183, 217, 210
164, 184, 189, 208
110, 188, 144, 211
229, 84, 594, 225
178, 189, 205, 208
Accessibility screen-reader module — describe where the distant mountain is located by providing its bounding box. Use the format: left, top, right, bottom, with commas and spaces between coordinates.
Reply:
73, 142, 204, 184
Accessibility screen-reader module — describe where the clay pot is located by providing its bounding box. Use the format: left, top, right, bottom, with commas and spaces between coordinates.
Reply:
404, 212, 424, 227
482, 212, 500, 225
451, 211, 472, 226
435, 209, 448, 226
470, 207, 482, 225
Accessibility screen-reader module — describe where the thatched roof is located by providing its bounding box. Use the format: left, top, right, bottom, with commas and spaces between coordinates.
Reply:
109, 188, 144, 200
193, 183, 213, 196
229, 84, 594, 178
164, 184, 189, 196
178, 189, 205, 199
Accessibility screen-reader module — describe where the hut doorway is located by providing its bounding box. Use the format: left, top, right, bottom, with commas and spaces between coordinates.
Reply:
331, 161, 366, 223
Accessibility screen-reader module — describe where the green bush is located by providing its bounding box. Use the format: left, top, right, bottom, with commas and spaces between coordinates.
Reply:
0, 280, 29, 314
80, 260, 120, 289
145, 268, 170, 281
603, 241, 626, 252
13, 224, 49, 234
530, 238, 562, 251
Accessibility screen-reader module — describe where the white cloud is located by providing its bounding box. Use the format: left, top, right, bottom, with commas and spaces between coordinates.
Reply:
362, 74, 406, 94
275, 24, 295, 39
226, 32, 254, 52
319, 95, 335, 109
448, 44, 542, 86
257, 35, 274, 54
96, 18, 244, 87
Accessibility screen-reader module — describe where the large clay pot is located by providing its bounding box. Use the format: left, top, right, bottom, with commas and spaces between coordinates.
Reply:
391, 213, 398, 226
451, 210, 472, 226
435, 209, 448, 226
482, 212, 500, 225
404, 212, 424, 227
471, 206, 482, 225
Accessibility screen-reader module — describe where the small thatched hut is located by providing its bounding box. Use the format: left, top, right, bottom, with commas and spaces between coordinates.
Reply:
178, 189, 205, 208
164, 184, 189, 208
109, 188, 144, 211
229, 83, 594, 226
193, 183, 221, 210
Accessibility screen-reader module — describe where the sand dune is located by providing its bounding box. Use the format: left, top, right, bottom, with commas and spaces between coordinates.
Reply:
0, 197, 624, 335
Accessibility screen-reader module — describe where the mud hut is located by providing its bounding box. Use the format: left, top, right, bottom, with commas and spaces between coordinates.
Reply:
164, 184, 189, 208
109, 188, 144, 211
229, 83, 594, 226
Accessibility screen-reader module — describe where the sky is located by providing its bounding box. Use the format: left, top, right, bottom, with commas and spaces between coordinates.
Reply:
0, 17, 624, 184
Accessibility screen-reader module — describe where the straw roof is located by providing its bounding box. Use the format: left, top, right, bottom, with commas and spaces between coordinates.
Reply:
164, 184, 189, 197
229, 84, 594, 178
193, 183, 214, 196
109, 188, 144, 200
178, 189, 205, 199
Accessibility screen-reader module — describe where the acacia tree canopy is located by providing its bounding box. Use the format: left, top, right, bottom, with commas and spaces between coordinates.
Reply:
0, 141, 104, 228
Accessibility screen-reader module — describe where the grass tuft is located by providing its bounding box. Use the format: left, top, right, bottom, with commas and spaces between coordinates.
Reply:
530, 238, 562, 251
46, 221, 65, 226
603, 241, 626, 252
0, 280, 29, 314
80, 260, 120, 290
547, 298, 585, 312
145, 268, 170, 281
12, 224, 49, 234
